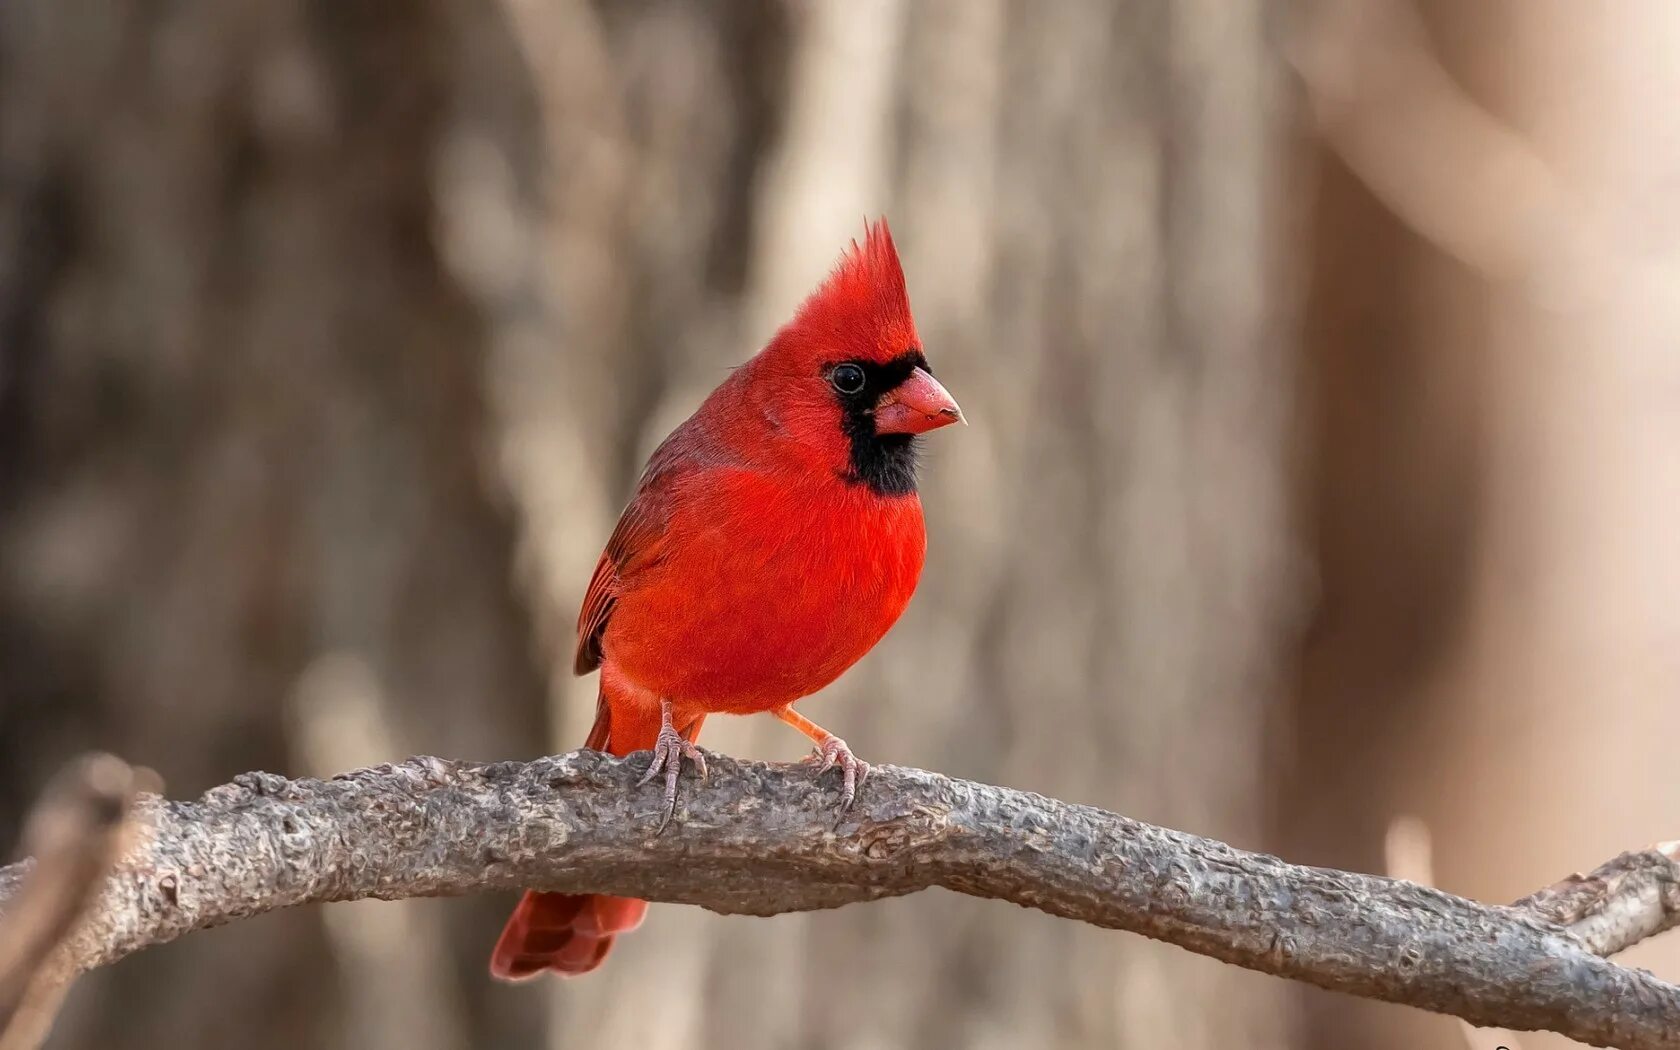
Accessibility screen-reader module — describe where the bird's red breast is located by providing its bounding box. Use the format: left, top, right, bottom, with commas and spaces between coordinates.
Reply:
602, 456, 927, 714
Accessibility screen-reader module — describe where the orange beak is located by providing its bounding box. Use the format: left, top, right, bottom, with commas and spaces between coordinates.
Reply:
874, 367, 964, 435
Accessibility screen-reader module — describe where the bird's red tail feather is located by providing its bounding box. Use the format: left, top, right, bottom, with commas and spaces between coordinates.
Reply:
489, 890, 647, 980
489, 692, 702, 980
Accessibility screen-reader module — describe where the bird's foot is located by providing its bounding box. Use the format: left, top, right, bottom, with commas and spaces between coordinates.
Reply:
805, 735, 870, 814
638, 719, 707, 833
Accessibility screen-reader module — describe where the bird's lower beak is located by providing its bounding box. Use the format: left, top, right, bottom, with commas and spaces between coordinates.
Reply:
875, 367, 964, 435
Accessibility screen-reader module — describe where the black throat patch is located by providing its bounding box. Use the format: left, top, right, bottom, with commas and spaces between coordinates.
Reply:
831, 350, 929, 497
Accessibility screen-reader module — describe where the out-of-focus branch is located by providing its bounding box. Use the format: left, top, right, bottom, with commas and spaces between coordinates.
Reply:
0, 753, 1677, 1047
0, 755, 145, 1050
1289, 0, 1563, 273
1286, 0, 1625, 300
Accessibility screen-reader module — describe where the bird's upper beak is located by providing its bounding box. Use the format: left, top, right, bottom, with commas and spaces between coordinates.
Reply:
875, 367, 964, 435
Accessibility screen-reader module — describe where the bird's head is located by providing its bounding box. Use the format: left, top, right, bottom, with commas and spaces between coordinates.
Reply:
747, 218, 963, 496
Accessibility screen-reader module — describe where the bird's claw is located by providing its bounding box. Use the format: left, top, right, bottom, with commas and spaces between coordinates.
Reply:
639, 724, 706, 833
805, 736, 870, 813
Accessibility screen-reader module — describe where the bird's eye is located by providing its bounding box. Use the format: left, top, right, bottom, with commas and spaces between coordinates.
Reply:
830, 363, 866, 395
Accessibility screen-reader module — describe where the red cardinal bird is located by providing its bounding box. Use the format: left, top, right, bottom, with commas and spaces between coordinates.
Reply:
489, 218, 961, 981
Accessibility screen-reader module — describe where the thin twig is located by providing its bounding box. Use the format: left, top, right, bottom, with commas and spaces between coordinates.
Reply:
1515, 842, 1680, 958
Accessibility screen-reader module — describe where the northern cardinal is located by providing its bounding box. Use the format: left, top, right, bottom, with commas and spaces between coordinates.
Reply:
489, 219, 961, 981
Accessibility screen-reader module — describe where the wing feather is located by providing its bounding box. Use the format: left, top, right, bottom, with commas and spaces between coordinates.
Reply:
573, 494, 666, 674
572, 430, 700, 675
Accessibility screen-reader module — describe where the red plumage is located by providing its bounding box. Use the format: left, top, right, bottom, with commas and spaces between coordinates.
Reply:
490, 218, 961, 981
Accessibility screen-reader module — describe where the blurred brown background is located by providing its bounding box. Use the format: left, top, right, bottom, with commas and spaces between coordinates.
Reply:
2, 1, 1676, 1048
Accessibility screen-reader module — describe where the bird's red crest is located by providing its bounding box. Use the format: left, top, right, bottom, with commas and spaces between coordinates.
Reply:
786, 218, 918, 364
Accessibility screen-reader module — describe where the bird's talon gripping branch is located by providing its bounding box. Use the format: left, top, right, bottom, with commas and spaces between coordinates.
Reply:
774, 706, 870, 812
808, 735, 870, 812
637, 700, 706, 831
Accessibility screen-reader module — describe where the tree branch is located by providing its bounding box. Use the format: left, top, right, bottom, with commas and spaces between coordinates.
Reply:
0, 755, 144, 1050
0, 752, 1677, 1049
1515, 842, 1680, 959
1285, 0, 1680, 309
1286, 0, 1585, 285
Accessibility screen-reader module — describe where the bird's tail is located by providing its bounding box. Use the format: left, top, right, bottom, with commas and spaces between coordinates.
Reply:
489, 890, 648, 980
489, 688, 703, 980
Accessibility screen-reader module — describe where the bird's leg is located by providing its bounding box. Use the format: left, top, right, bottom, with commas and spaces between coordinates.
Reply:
637, 699, 707, 832
774, 706, 870, 812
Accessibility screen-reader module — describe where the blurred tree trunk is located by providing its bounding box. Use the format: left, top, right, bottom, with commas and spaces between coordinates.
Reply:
1290, 2, 1680, 1048
0, 2, 552, 1049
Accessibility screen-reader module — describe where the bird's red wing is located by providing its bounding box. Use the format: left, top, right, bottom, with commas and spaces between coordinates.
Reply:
573, 493, 670, 675
573, 552, 620, 677
573, 434, 696, 676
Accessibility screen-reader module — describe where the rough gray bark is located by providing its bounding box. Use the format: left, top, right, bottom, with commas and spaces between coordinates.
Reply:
1517, 843, 1680, 960
2, 753, 1677, 1050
